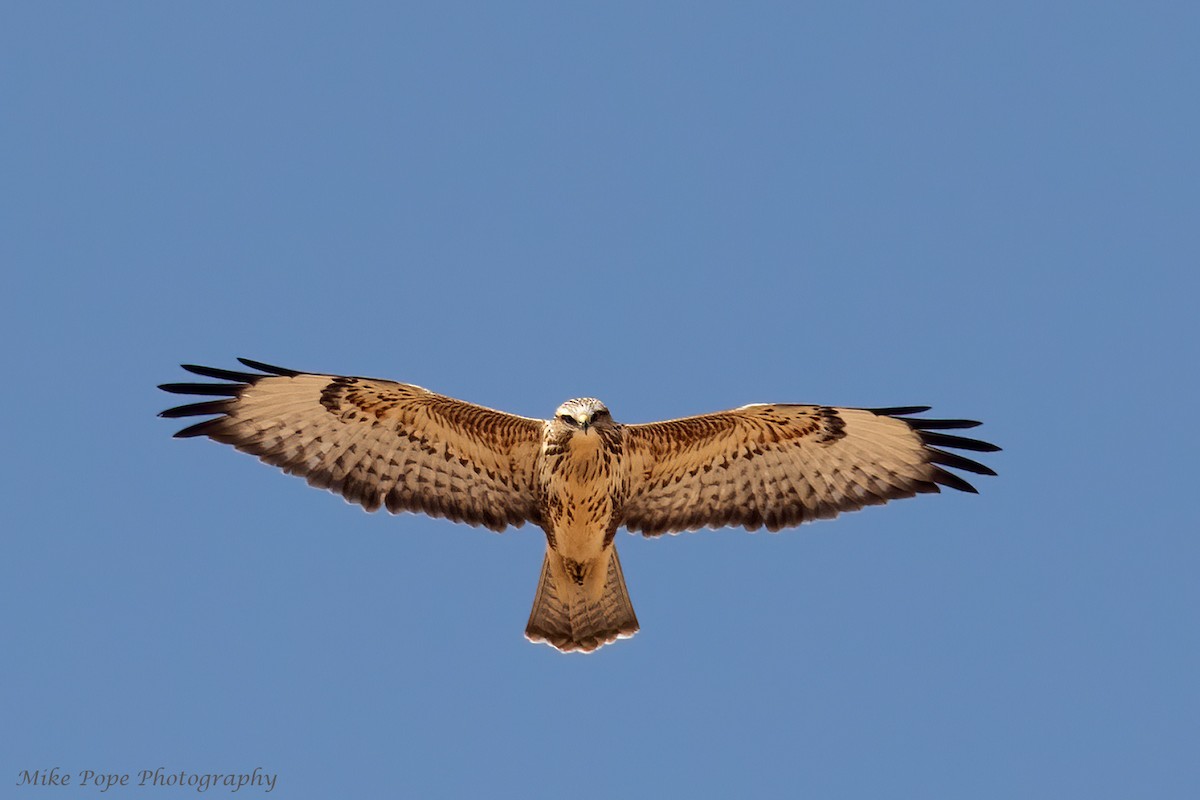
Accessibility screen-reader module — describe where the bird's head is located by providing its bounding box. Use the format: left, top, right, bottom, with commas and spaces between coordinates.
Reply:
553, 397, 611, 434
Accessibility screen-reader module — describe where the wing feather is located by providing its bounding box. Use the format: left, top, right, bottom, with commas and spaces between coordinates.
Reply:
623, 404, 998, 536
159, 361, 545, 531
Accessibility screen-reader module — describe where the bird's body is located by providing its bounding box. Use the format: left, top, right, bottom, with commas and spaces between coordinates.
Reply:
160, 359, 999, 653
529, 398, 638, 648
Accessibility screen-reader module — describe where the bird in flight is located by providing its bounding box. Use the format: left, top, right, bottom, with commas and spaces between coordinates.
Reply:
160, 359, 999, 653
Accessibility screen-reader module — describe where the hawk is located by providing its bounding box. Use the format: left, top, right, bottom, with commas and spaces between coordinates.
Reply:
160, 359, 999, 653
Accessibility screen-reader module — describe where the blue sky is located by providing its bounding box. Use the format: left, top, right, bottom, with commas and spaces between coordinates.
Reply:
2, 3, 1197, 798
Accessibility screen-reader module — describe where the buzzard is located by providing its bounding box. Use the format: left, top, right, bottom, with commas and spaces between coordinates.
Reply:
160, 359, 999, 653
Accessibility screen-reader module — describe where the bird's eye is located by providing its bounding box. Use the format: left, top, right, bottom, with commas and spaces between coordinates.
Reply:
558, 413, 575, 425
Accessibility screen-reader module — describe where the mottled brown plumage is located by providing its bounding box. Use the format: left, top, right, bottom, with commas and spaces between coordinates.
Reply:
160, 359, 999, 653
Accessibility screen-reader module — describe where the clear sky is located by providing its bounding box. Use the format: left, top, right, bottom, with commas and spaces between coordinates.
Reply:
2, 3, 1197, 798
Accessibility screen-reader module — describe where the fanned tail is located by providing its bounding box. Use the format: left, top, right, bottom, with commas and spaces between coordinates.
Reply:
524, 548, 639, 653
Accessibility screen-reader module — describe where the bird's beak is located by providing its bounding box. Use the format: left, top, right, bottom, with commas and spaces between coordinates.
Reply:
575, 412, 591, 430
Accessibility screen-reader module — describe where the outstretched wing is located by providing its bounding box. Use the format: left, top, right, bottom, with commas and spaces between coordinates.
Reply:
622, 405, 998, 536
159, 359, 545, 531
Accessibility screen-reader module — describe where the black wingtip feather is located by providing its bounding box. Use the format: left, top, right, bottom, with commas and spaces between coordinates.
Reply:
237, 358, 301, 377
907, 418, 983, 430
869, 405, 932, 416
158, 382, 243, 396
918, 431, 1002, 453
172, 418, 225, 438
930, 467, 979, 493
927, 447, 997, 476
159, 400, 233, 418
181, 364, 259, 382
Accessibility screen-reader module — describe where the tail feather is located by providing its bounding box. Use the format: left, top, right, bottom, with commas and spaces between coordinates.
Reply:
525, 548, 639, 653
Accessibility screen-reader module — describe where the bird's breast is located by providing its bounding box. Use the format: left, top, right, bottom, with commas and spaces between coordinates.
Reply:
538, 433, 628, 560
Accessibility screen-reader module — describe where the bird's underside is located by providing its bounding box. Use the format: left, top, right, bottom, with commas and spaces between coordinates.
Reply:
160, 358, 1000, 653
